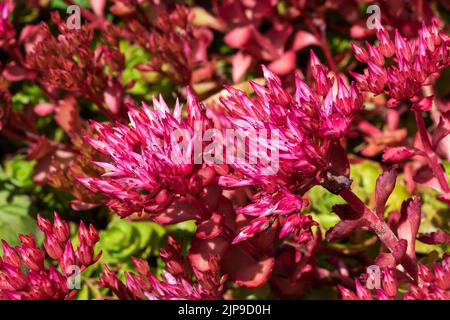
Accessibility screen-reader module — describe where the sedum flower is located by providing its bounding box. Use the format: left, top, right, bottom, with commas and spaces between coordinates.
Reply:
220, 55, 362, 194
218, 55, 362, 242
98, 236, 226, 300
0, 212, 101, 300
78, 89, 219, 223
351, 21, 450, 108
338, 254, 450, 300
0, 0, 15, 49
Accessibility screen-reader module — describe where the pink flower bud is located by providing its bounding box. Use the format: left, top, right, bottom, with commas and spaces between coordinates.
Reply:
382, 268, 398, 297
376, 27, 395, 57
355, 279, 373, 300
1, 240, 21, 268
53, 212, 70, 243
60, 242, 77, 275
76, 239, 94, 266
132, 257, 151, 276
44, 232, 65, 260
375, 289, 391, 300
352, 43, 369, 62
16, 238, 45, 272
366, 42, 384, 66
125, 272, 143, 298
429, 19, 442, 46
408, 284, 424, 300
337, 285, 358, 300
394, 30, 412, 62
419, 264, 435, 283
78, 221, 99, 247
37, 214, 53, 234
3, 264, 27, 290
434, 263, 450, 290
279, 214, 300, 238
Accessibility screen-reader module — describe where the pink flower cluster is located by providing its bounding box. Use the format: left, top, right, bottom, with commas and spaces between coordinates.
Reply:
0, 213, 100, 300
352, 21, 449, 107
99, 236, 225, 300
339, 254, 450, 300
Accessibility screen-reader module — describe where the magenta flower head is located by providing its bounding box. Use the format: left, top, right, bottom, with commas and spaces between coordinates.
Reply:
352, 21, 450, 107
0, 212, 101, 300
77, 89, 224, 224
220, 54, 362, 190
217, 54, 362, 241
338, 254, 450, 300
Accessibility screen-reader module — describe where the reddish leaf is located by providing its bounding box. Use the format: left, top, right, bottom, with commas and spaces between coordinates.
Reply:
437, 193, 450, 205
414, 165, 443, 193
232, 51, 253, 83
221, 245, 274, 288
224, 25, 253, 48
382, 147, 417, 162
195, 212, 224, 240
375, 239, 407, 267
375, 165, 398, 218
268, 51, 296, 76
291, 31, 320, 51
418, 231, 450, 245
188, 236, 229, 272
55, 97, 81, 135
397, 198, 421, 260
153, 201, 198, 224
322, 141, 352, 194
332, 204, 363, 220
432, 111, 450, 150
326, 219, 366, 242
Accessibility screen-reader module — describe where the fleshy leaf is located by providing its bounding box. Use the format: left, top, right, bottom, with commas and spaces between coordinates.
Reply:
418, 231, 450, 245
382, 147, 417, 162
375, 166, 398, 218
221, 245, 274, 288
397, 198, 421, 260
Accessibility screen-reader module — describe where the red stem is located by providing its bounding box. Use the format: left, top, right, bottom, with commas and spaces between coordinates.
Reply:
303, 15, 339, 74
414, 110, 450, 193
339, 189, 418, 280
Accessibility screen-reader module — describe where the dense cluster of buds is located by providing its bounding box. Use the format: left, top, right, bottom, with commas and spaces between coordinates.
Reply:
217, 57, 362, 243
78, 54, 361, 245
220, 57, 362, 191
99, 236, 225, 300
77, 90, 217, 221
352, 21, 450, 201
338, 254, 450, 300
352, 21, 450, 106
109, 2, 213, 86
0, 213, 100, 299
25, 13, 126, 118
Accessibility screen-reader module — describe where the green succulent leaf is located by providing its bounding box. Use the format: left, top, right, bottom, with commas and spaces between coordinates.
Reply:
4, 155, 36, 190
0, 162, 42, 252
99, 217, 166, 265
